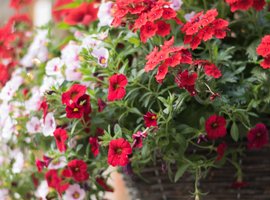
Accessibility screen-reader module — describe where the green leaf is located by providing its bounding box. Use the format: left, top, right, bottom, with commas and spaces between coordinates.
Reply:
230, 122, 239, 142
174, 164, 189, 182
114, 124, 122, 137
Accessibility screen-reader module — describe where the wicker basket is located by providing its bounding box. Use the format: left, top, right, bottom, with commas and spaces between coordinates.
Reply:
125, 146, 270, 200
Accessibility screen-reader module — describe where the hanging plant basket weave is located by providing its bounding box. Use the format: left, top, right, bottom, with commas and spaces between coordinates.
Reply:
124, 146, 270, 200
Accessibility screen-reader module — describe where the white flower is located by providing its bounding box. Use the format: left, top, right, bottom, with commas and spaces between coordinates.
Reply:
0, 74, 23, 103
92, 47, 109, 67
63, 184, 86, 200
98, 2, 114, 27
25, 87, 42, 113
61, 41, 81, 67
12, 151, 24, 173
1, 116, 15, 140
35, 181, 49, 200
42, 112, 56, 137
45, 57, 64, 77
184, 11, 196, 22
0, 189, 9, 200
26, 117, 42, 134
170, 0, 183, 11
81, 36, 101, 50
48, 156, 67, 170
39, 76, 64, 95
65, 64, 82, 81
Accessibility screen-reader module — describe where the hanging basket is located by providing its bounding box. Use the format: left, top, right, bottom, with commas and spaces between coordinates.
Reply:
124, 146, 270, 200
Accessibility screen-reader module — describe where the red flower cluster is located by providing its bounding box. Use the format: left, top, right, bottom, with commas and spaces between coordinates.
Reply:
194, 60, 222, 78
63, 159, 89, 182
10, 0, 32, 10
108, 74, 128, 101
112, 0, 180, 43
256, 35, 270, 69
175, 70, 198, 96
52, 1, 98, 25
45, 169, 69, 194
62, 84, 92, 120
0, 64, 11, 87
247, 123, 269, 149
108, 138, 132, 166
144, 112, 158, 127
216, 142, 227, 161
145, 37, 192, 83
53, 128, 69, 152
205, 115, 227, 140
182, 9, 229, 50
225, 0, 266, 12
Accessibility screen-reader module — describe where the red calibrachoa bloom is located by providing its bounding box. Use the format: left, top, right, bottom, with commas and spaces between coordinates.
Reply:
182, 9, 229, 50
144, 112, 158, 127
132, 131, 147, 149
62, 84, 87, 105
144, 37, 192, 83
96, 177, 114, 192
98, 98, 106, 112
0, 64, 10, 87
45, 169, 69, 194
53, 128, 68, 152
216, 142, 228, 161
89, 137, 99, 157
175, 70, 198, 96
108, 74, 128, 101
247, 123, 269, 149
108, 138, 132, 167
256, 35, 270, 69
52, 0, 73, 21
205, 115, 227, 140
225, 0, 266, 12
156, 20, 171, 37
64, 3, 98, 26
10, 0, 32, 10
64, 159, 89, 182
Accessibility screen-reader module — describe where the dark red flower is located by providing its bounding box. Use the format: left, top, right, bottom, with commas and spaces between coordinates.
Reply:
96, 177, 114, 192
175, 70, 198, 96
216, 142, 227, 161
247, 123, 269, 149
64, 3, 98, 25
108, 74, 128, 102
140, 21, 158, 43
252, 0, 266, 11
89, 137, 99, 157
108, 138, 132, 167
62, 84, 87, 106
225, 0, 253, 12
205, 115, 227, 140
53, 128, 68, 152
204, 63, 222, 78
64, 159, 89, 182
98, 98, 107, 112
66, 102, 84, 119
144, 112, 158, 127
10, 0, 32, 10
35, 159, 46, 172
78, 94, 92, 122
0, 64, 10, 87
39, 100, 48, 121
132, 131, 147, 149
45, 169, 69, 194
52, 0, 73, 21
156, 20, 171, 37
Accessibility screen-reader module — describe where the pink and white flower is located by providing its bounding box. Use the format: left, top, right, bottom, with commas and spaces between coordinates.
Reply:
45, 57, 64, 78
42, 112, 56, 137
92, 47, 109, 67
48, 156, 67, 170
98, 2, 114, 27
35, 181, 49, 200
26, 117, 42, 134
170, 0, 183, 11
63, 184, 86, 200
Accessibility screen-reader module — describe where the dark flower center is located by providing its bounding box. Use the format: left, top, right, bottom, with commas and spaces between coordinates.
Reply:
211, 122, 218, 128
115, 148, 122, 155
72, 191, 80, 199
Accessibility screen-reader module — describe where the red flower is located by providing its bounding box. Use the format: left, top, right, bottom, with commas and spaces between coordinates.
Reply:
204, 63, 222, 78
231, 181, 249, 189
66, 103, 84, 119
156, 20, 171, 37
45, 169, 69, 194
78, 94, 92, 122
132, 131, 147, 149
247, 123, 269, 149
108, 74, 128, 101
89, 137, 99, 157
162, 7, 177, 20
216, 142, 227, 161
257, 35, 270, 69
62, 84, 87, 106
108, 138, 132, 167
64, 159, 89, 182
182, 9, 228, 49
205, 115, 227, 140
10, 0, 32, 10
53, 128, 69, 152
175, 70, 198, 96
96, 177, 114, 192
155, 63, 169, 83
52, 0, 73, 21
39, 100, 48, 121
144, 112, 158, 127
140, 21, 158, 43
64, 3, 98, 25
35, 159, 46, 172
0, 64, 10, 87
225, 0, 253, 12
260, 55, 270, 69
98, 98, 107, 112
252, 0, 266, 11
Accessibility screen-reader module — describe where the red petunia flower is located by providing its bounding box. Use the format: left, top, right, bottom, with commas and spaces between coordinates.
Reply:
98, 98, 107, 112
64, 3, 98, 26
89, 137, 99, 157
247, 123, 269, 149
108, 74, 128, 101
216, 142, 227, 161
144, 112, 158, 127
66, 102, 84, 119
78, 94, 92, 122
156, 20, 171, 37
10, 0, 32, 10
205, 115, 227, 140
175, 70, 198, 96
35, 159, 46, 172
62, 84, 87, 106
155, 63, 169, 83
252, 0, 266, 11
96, 177, 114, 192
45, 169, 69, 194
64, 159, 89, 182
140, 21, 158, 43
53, 128, 69, 152
0, 64, 10, 87
260, 55, 270, 69
108, 138, 132, 167
52, 0, 73, 21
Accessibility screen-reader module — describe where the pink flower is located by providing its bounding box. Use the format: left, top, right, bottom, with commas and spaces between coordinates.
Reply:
63, 184, 86, 200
